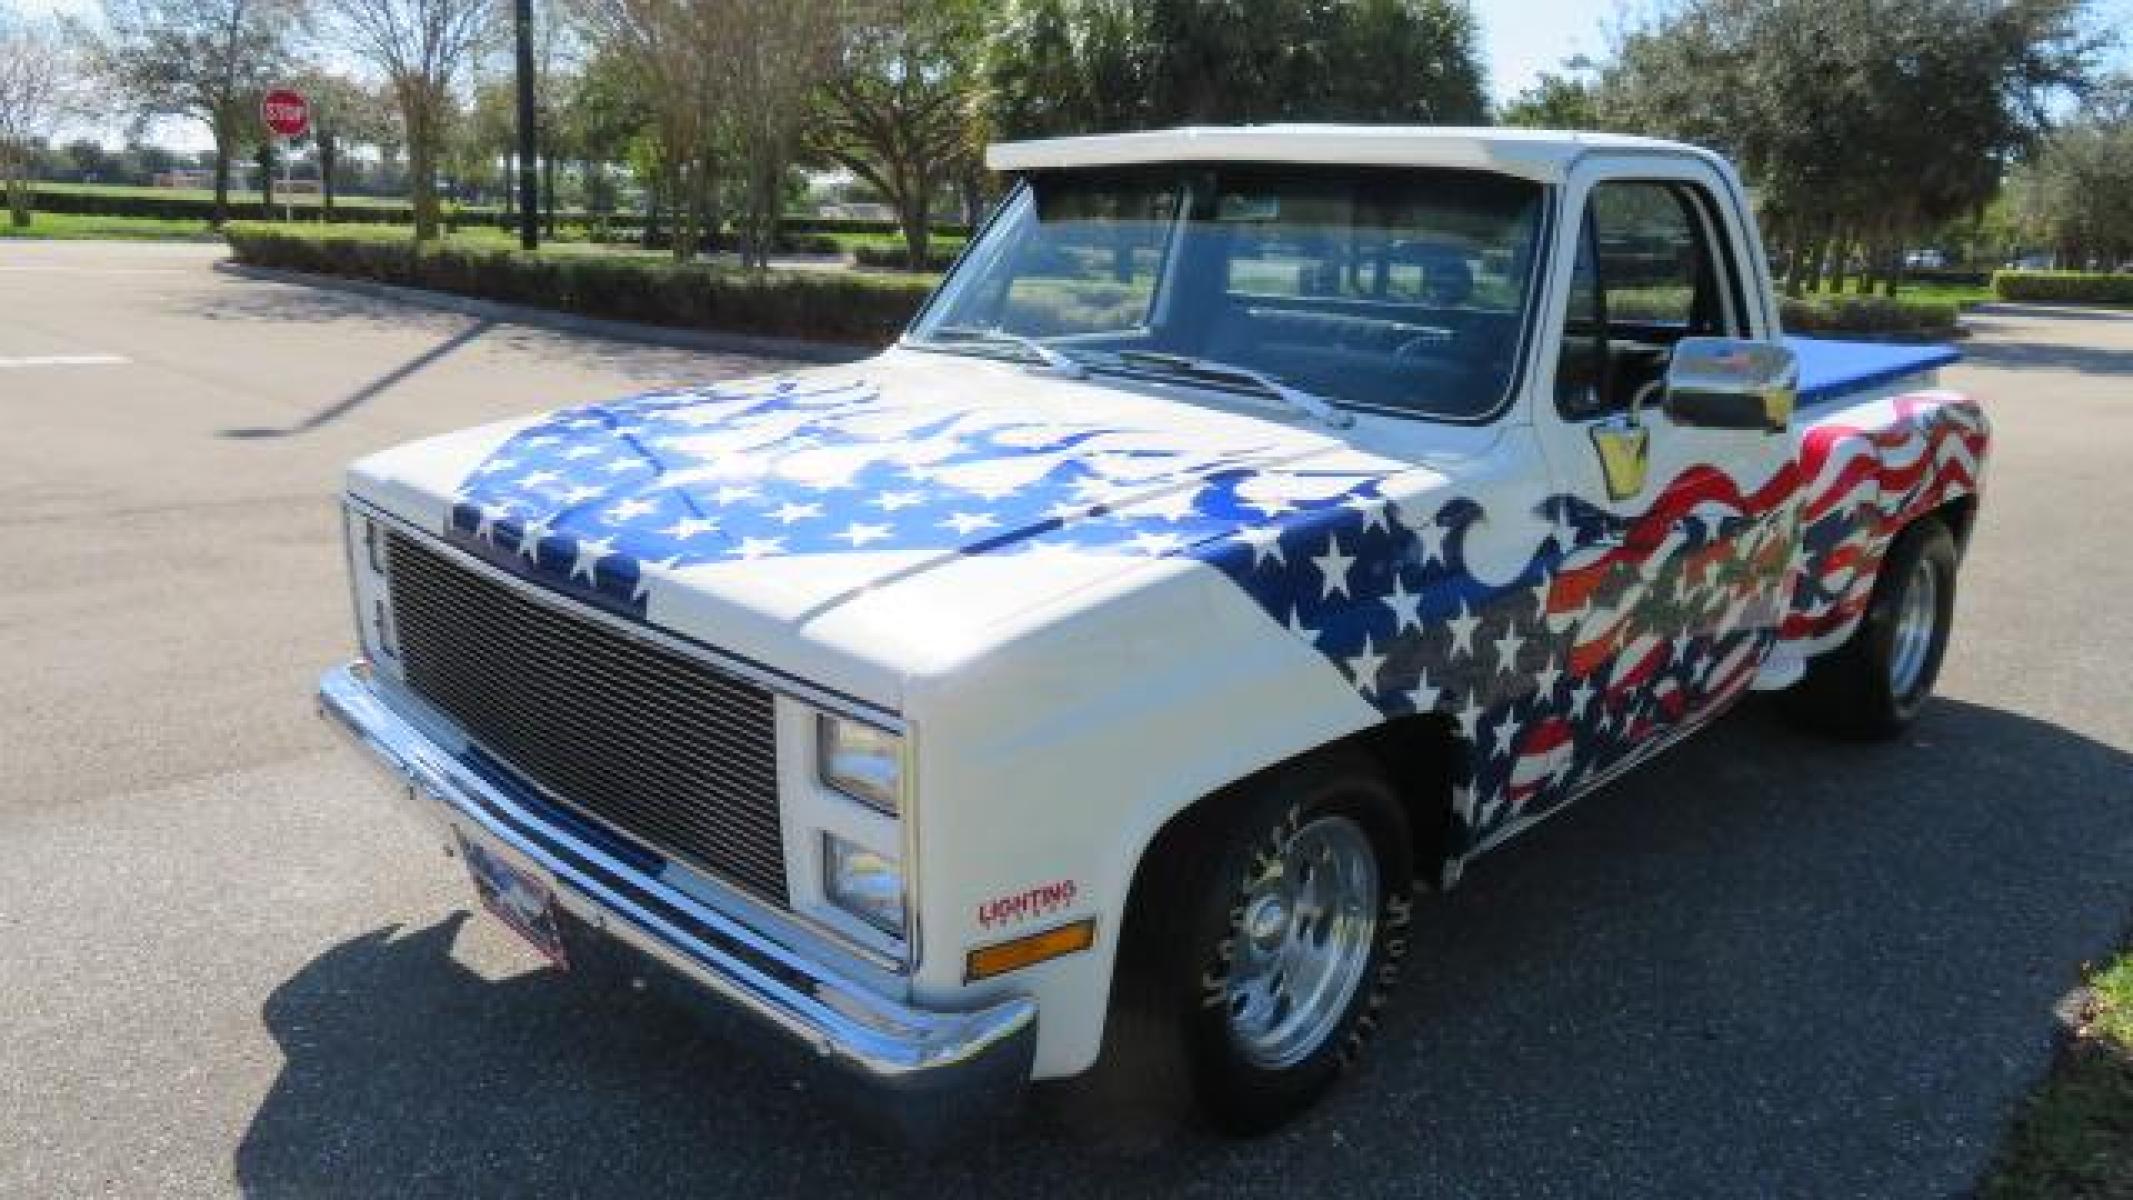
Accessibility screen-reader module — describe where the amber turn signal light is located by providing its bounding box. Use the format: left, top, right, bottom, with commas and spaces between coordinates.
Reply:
964, 918, 1096, 981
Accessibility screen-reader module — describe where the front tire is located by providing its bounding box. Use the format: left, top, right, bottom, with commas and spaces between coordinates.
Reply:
1784, 517, 1959, 739
1101, 753, 1413, 1135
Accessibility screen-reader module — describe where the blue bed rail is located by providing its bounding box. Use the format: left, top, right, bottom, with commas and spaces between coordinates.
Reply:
1785, 336, 1959, 406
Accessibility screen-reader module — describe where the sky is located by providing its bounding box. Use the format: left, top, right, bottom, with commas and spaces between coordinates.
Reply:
14, 0, 2130, 149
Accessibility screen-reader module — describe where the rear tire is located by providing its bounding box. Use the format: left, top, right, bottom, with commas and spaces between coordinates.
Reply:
1783, 517, 1958, 740
1094, 753, 1413, 1136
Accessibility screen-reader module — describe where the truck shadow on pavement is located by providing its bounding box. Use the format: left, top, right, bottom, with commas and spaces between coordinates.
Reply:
1957, 337, 2133, 379
235, 697, 2133, 1198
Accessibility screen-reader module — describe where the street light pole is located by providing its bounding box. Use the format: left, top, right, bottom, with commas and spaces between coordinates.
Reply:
513, 0, 539, 251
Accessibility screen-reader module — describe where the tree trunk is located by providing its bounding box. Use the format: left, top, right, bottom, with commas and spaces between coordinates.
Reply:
211, 141, 232, 227
258, 142, 274, 211
665, 159, 689, 262
543, 152, 557, 240
1827, 230, 1849, 293
899, 177, 931, 271
5, 160, 31, 228
410, 134, 440, 241
321, 136, 338, 221
1798, 227, 1825, 295
1781, 228, 1806, 299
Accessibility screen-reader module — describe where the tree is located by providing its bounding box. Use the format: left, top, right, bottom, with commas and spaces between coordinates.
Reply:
1499, 65, 1602, 129
85, 0, 302, 224
569, 0, 720, 259
2010, 78, 2133, 266
983, 0, 1144, 139
455, 74, 520, 209
1597, 0, 2098, 295
560, 44, 652, 217
714, 0, 846, 268
288, 68, 390, 216
324, 0, 493, 239
984, 0, 1484, 139
811, 0, 983, 268
0, 8, 71, 227
1307, 0, 1486, 124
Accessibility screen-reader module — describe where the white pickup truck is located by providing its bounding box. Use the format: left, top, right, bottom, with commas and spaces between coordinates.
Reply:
320, 127, 1989, 1139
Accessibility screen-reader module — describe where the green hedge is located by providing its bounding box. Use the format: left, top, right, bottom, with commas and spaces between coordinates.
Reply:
1780, 294, 1959, 337
35, 184, 966, 241
1905, 267, 1992, 288
34, 185, 429, 225
224, 224, 936, 345
1992, 270, 2133, 305
783, 215, 971, 238
851, 241, 963, 271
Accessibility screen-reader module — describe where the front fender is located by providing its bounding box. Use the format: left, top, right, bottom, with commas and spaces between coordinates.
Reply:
904, 557, 1380, 1077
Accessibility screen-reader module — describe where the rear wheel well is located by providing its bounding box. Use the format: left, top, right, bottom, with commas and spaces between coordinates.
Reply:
1932, 494, 1978, 557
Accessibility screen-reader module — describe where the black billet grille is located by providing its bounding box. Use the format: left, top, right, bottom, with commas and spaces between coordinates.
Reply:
385, 531, 788, 907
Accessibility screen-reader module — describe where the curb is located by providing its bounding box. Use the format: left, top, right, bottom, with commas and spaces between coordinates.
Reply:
212, 260, 876, 365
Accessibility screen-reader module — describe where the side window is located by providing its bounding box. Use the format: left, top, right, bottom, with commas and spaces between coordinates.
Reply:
1591, 181, 1740, 338
1554, 179, 1745, 420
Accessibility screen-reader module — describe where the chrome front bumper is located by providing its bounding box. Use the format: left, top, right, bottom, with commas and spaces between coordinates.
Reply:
317, 660, 1036, 1142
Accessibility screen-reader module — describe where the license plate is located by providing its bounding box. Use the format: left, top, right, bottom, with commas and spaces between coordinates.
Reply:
456, 830, 569, 970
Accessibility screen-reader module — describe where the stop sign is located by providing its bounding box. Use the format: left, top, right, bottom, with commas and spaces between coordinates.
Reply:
261, 89, 308, 139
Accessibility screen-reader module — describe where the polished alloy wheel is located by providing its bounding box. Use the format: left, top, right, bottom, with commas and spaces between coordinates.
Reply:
1888, 554, 1940, 699
1223, 815, 1379, 1069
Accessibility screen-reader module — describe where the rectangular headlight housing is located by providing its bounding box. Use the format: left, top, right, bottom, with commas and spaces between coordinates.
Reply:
822, 833, 906, 936
817, 713, 902, 816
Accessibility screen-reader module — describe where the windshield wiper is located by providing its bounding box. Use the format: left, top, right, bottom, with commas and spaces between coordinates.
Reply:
923, 325, 1086, 379
1111, 351, 1354, 429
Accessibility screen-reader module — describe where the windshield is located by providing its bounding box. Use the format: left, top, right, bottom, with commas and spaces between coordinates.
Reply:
908, 164, 1548, 422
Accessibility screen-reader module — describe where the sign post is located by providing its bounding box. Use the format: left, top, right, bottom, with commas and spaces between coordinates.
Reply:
261, 88, 310, 224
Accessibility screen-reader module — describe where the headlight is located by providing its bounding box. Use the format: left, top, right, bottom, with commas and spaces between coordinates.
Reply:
817, 714, 902, 815
822, 833, 906, 936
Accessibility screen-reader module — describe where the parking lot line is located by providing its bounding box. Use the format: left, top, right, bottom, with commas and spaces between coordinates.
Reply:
0, 354, 131, 368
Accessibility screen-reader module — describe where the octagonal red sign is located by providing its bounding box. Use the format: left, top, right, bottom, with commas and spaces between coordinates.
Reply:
261, 89, 308, 139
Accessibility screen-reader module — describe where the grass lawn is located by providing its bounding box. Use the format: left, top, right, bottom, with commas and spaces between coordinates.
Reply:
215, 220, 667, 258
1796, 280, 1998, 309
0, 211, 224, 241
35, 180, 414, 210
1983, 948, 2133, 1197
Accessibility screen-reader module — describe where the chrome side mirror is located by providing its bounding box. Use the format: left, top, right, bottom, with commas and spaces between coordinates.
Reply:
1663, 337, 1798, 433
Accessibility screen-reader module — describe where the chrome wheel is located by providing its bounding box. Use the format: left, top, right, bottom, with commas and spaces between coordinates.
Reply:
1888, 554, 1940, 699
1223, 815, 1379, 1069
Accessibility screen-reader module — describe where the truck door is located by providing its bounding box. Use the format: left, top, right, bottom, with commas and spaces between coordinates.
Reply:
1527, 163, 1799, 785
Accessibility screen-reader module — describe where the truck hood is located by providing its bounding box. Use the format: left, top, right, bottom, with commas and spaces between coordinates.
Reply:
347, 348, 1417, 708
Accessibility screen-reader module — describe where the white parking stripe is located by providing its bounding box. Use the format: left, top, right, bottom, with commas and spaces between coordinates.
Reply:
0, 354, 131, 368
0, 266, 190, 275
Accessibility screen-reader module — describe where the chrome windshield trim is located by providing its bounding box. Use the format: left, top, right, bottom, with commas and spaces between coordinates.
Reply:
344, 497, 905, 735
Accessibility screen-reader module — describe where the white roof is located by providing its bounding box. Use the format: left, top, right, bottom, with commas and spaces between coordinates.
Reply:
986, 125, 1713, 183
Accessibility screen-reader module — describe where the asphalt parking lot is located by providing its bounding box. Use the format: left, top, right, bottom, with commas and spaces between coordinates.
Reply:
2, 240, 2129, 1197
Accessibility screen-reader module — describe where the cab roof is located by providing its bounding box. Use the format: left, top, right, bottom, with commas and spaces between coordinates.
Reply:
986, 125, 1718, 184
